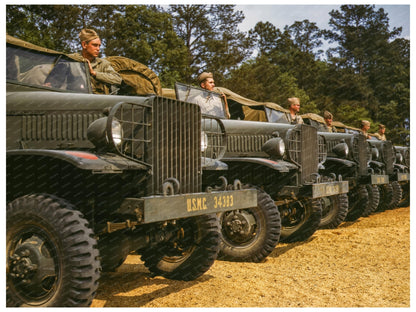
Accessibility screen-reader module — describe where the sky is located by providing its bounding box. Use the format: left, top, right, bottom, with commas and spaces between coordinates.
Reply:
235, 4, 410, 40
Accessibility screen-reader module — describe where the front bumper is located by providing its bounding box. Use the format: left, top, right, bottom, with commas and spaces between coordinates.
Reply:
396, 172, 410, 182
311, 181, 349, 198
117, 189, 258, 224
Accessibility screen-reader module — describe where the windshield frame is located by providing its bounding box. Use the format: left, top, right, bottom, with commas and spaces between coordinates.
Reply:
6, 44, 91, 94
175, 82, 226, 118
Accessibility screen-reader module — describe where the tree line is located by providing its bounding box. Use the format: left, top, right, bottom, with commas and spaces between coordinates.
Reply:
6, 4, 410, 145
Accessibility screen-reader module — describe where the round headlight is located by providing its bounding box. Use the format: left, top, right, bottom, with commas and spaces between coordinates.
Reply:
262, 137, 285, 158
111, 119, 123, 147
201, 131, 208, 152
372, 147, 379, 160
332, 142, 349, 158
395, 152, 403, 164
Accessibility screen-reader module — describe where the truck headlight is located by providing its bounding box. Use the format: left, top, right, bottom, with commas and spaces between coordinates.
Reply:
332, 142, 349, 158
111, 119, 123, 147
262, 137, 285, 158
395, 152, 403, 164
87, 117, 123, 150
372, 147, 379, 160
201, 131, 208, 152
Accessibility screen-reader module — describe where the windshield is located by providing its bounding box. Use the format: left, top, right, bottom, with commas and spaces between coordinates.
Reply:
7, 45, 90, 93
264, 107, 289, 123
175, 82, 226, 118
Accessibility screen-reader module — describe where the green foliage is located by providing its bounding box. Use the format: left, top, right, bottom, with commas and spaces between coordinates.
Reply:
5, 4, 409, 145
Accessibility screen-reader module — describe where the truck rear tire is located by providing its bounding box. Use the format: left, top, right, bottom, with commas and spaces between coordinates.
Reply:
140, 214, 220, 281
6, 194, 100, 307
218, 187, 281, 262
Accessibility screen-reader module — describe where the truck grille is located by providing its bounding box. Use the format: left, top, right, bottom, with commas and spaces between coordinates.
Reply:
287, 124, 318, 183
352, 134, 369, 176
114, 97, 201, 195
381, 141, 394, 175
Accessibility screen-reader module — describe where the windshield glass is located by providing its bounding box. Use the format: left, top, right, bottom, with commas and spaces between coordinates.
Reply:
175, 82, 226, 118
264, 107, 289, 123
7, 45, 89, 93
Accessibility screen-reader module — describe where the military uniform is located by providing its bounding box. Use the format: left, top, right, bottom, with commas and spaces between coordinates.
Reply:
326, 125, 337, 132
69, 53, 122, 94
284, 112, 304, 124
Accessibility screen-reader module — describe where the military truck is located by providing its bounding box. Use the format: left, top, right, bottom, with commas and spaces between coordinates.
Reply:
330, 120, 407, 212
302, 113, 401, 217
169, 84, 349, 253
394, 146, 410, 206
6, 35, 258, 307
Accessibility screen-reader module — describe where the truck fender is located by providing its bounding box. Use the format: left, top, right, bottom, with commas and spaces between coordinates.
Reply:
7, 149, 148, 173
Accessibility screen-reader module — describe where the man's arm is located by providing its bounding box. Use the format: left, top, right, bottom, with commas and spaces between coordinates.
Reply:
89, 59, 122, 85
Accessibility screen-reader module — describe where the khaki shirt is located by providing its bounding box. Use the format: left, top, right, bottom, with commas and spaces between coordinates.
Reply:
284, 112, 304, 125
69, 53, 122, 94
326, 125, 336, 132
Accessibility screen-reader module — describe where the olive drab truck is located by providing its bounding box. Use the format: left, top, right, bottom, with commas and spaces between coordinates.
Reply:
330, 119, 409, 212
6, 35, 258, 307
169, 84, 349, 262
302, 113, 401, 218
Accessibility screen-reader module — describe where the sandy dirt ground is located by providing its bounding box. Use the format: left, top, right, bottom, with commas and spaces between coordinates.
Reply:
91, 206, 410, 308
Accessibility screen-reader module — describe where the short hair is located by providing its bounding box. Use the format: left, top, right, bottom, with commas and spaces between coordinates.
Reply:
379, 124, 386, 129
323, 111, 333, 119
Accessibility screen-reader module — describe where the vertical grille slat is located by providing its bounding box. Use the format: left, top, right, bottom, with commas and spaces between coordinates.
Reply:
353, 134, 368, 176
287, 125, 318, 183
382, 141, 394, 175
137, 97, 201, 195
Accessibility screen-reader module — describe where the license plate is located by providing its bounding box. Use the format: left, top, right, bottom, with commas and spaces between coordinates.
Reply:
141, 189, 258, 223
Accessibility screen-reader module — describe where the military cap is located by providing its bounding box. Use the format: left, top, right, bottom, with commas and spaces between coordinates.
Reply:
361, 120, 370, 127
287, 97, 300, 107
323, 111, 333, 119
79, 29, 99, 42
197, 72, 213, 85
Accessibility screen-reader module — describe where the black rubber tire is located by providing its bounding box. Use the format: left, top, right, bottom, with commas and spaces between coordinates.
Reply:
280, 198, 322, 243
140, 214, 220, 281
361, 184, 381, 217
377, 183, 393, 212
388, 181, 403, 209
318, 193, 349, 229
398, 182, 410, 207
6, 194, 100, 307
218, 187, 281, 262
345, 184, 369, 221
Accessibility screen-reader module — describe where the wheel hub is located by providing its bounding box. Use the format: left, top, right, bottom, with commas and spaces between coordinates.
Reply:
8, 234, 57, 299
223, 210, 256, 243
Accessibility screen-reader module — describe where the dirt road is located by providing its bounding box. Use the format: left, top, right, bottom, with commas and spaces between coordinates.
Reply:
91, 207, 410, 308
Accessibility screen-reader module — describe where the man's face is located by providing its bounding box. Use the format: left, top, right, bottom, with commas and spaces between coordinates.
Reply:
82, 38, 101, 59
290, 103, 300, 113
201, 78, 215, 91
325, 117, 332, 126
